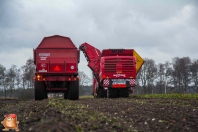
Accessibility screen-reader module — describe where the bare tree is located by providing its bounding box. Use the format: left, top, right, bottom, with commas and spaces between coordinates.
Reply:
0, 64, 6, 97
172, 57, 191, 93
6, 65, 18, 97
156, 63, 165, 93
155, 61, 172, 94
20, 58, 35, 89
138, 58, 157, 94
24, 58, 35, 89
78, 71, 91, 86
164, 61, 172, 93
78, 71, 92, 95
190, 59, 198, 93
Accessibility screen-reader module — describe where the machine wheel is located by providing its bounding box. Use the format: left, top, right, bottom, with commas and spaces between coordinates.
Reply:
119, 88, 129, 98
108, 88, 118, 98
68, 80, 79, 100
98, 87, 107, 98
35, 81, 46, 100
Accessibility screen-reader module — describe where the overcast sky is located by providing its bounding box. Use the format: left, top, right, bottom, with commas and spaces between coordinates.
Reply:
0, 0, 198, 77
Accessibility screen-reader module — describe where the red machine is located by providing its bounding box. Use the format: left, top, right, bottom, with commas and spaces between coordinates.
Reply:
33, 35, 80, 100
79, 42, 144, 98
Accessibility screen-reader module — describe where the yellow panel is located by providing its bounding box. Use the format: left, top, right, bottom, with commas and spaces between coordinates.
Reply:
133, 50, 144, 74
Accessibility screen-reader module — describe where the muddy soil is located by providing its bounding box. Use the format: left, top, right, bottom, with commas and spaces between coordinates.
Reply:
0, 97, 197, 132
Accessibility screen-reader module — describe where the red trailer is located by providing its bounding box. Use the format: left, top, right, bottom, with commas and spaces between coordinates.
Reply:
80, 42, 144, 98
33, 35, 80, 100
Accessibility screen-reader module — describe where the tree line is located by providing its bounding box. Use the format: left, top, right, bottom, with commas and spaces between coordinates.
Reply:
0, 59, 35, 99
0, 58, 92, 99
136, 57, 198, 94
0, 56, 197, 99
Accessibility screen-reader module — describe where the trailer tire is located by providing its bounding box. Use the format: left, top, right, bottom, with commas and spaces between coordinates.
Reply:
64, 91, 68, 99
68, 80, 79, 100
119, 88, 129, 98
35, 81, 46, 100
108, 88, 118, 98
44, 92, 48, 99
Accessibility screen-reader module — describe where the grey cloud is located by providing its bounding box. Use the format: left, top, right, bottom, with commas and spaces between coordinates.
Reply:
0, 0, 22, 28
0, 0, 198, 69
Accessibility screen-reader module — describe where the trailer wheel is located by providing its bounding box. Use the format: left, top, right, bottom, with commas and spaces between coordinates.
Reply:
68, 80, 79, 100
35, 81, 46, 100
64, 91, 68, 99
44, 92, 48, 99
119, 88, 129, 98
108, 88, 118, 98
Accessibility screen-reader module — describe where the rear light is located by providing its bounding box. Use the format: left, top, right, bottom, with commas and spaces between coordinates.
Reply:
37, 75, 41, 79
43, 78, 46, 81
74, 77, 77, 81
68, 78, 71, 81
102, 74, 106, 78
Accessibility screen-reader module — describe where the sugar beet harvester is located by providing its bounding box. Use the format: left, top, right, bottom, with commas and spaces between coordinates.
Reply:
79, 43, 144, 98
33, 35, 80, 100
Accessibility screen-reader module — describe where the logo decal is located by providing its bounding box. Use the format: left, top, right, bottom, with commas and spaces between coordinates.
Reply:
113, 74, 126, 77
41, 63, 46, 67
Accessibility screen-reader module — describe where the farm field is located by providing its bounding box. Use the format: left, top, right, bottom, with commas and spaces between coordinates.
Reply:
0, 94, 198, 132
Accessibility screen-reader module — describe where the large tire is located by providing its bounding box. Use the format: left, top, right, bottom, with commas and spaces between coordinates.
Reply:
35, 81, 46, 100
64, 91, 68, 99
98, 88, 107, 98
119, 88, 129, 98
44, 92, 48, 99
68, 80, 79, 100
108, 88, 118, 98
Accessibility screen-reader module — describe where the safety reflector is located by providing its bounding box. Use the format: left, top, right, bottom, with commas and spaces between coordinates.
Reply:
103, 79, 109, 87
54, 66, 60, 71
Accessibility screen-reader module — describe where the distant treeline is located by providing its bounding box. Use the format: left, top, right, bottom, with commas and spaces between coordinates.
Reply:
136, 57, 198, 94
0, 58, 92, 99
0, 56, 198, 99
0, 86, 92, 99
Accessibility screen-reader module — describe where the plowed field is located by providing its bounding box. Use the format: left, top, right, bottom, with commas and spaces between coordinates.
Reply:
0, 97, 198, 132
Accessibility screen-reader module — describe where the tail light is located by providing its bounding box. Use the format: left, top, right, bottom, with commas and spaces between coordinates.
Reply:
102, 74, 105, 78
37, 75, 41, 79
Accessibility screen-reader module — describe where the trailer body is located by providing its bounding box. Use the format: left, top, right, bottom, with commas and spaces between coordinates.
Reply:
34, 35, 80, 100
80, 42, 144, 98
